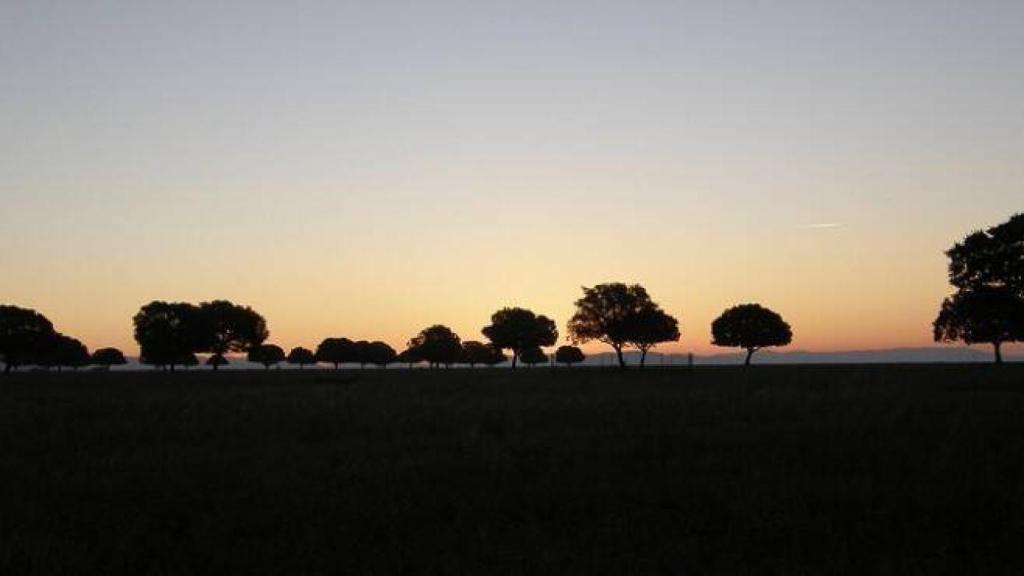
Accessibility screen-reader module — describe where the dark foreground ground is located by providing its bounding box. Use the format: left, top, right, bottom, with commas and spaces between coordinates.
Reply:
1, 365, 1023, 575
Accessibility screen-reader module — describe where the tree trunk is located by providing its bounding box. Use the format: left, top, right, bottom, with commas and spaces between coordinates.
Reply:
639, 348, 648, 368
3, 363, 10, 375
615, 346, 626, 368
994, 342, 1003, 364
745, 348, 754, 366
511, 349, 518, 370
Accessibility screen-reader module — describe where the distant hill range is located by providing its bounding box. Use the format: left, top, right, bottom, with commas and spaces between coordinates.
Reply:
587, 347, 1021, 366
108, 346, 1021, 371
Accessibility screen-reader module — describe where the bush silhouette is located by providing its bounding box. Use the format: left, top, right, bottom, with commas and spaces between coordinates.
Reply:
206, 354, 230, 369
462, 341, 505, 367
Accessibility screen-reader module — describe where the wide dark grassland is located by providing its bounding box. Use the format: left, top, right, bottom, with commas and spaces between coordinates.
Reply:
2, 365, 1023, 574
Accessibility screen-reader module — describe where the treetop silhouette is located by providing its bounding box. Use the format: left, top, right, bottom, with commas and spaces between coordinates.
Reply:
711, 304, 792, 365
482, 307, 557, 369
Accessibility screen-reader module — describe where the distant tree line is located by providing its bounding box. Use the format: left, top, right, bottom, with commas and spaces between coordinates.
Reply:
7, 213, 1020, 372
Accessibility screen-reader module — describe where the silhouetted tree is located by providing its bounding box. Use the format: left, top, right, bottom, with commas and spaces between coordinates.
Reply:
197, 300, 268, 371
287, 347, 316, 369
316, 337, 355, 369
462, 340, 505, 367
0, 305, 56, 374
134, 301, 203, 372
206, 354, 230, 369
366, 341, 397, 367
352, 340, 374, 368
946, 213, 1024, 297
934, 287, 1024, 364
408, 325, 462, 368
554, 345, 586, 367
711, 304, 793, 365
567, 283, 665, 368
43, 334, 90, 371
249, 344, 285, 370
482, 307, 558, 369
936, 214, 1024, 363
396, 347, 423, 368
91, 347, 127, 370
519, 346, 548, 367
626, 307, 680, 367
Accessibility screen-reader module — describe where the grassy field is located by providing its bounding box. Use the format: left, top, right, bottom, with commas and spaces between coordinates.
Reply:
1, 365, 1023, 575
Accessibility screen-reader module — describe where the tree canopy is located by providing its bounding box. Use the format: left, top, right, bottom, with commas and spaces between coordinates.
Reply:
567, 283, 677, 368
40, 333, 90, 371
711, 304, 793, 365
482, 307, 557, 369
934, 286, 1024, 364
625, 307, 680, 367
937, 214, 1024, 363
197, 300, 268, 369
287, 347, 317, 368
407, 325, 462, 368
249, 344, 285, 369
554, 345, 585, 367
461, 340, 505, 367
946, 213, 1024, 296
0, 305, 56, 374
518, 346, 548, 367
133, 301, 203, 371
91, 347, 127, 368
316, 337, 355, 369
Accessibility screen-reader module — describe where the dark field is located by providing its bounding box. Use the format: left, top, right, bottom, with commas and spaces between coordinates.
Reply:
2, 366, 1023, 575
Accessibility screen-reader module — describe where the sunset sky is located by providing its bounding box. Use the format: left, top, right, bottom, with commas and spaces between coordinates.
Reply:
2, 1, 1022, 355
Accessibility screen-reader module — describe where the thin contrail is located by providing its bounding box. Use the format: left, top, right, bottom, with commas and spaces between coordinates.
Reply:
799, 223, 842, 229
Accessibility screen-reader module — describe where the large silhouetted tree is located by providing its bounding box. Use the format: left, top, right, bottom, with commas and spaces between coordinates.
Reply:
626, 307, 680, 367
555, 345, 585, 367
316, 338, 355, 369
134, 301, 204, 371
352, 340, 374, 368
408, 325, 462, 368
567, 283, 668, 368
0, 305, 56, 374
937, 214, 1024, 363
287, 347, 316, 369
91, 347, 127, 370
934, 287, 1024, 364
461, 340, 504, 367
197, 300, 268, 371
249, 344, 285, 370
711, 304, 793, 365
482, 307, 558, 369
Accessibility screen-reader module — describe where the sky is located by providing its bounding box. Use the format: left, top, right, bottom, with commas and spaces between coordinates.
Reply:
2, 1, 1022, 356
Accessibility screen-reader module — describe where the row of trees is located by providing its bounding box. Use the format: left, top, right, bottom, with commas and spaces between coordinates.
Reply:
934, 213, 1024, 363
0, 306, 128, 374
2, 287, 799, 372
